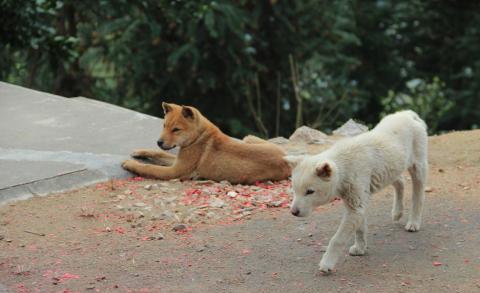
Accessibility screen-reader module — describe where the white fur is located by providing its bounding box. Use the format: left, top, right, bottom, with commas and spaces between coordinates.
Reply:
285, 110, 428, 273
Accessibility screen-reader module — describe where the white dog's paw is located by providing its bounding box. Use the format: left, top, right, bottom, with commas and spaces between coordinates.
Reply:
349, 245, 366, 256
392, 210, 403, 221
405, 221, 421, 232
319, 258, 335, 275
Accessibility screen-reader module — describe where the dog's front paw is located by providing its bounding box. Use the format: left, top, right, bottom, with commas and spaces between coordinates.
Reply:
349, 245, 366, 256
405, 221, 421, 232
319, 258, 335, 275
122, 159, 140, 172
131, 149, 150, 159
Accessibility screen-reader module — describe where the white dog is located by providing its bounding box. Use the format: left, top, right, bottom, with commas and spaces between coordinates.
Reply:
285, 110, 428, 273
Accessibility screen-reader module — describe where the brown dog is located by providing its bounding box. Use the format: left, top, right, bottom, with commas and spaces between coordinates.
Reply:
121, 103, 290, 184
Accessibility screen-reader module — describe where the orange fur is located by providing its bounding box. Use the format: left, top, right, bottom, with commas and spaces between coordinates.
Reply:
122, 103, 291, 184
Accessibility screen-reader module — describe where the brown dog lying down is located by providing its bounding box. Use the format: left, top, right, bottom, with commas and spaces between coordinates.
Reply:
122, 103, 291, 184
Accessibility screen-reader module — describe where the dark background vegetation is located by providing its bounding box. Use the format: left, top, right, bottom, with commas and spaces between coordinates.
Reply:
1, 0, 479, 137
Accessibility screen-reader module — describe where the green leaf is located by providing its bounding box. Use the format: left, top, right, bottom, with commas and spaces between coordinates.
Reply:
204, 9, 217, 38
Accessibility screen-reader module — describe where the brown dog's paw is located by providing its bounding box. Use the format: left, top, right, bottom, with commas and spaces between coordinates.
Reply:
122, 159, 139, 171
131, 149, 150, 159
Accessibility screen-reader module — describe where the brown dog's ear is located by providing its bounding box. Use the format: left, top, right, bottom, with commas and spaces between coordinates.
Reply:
181, 106, 195, 119
162, 102, 172, 114
316, 162, 332, 180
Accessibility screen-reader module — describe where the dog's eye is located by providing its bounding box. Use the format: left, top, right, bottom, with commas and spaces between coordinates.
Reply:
172, 128, 181, 133
305, 189, 314, 195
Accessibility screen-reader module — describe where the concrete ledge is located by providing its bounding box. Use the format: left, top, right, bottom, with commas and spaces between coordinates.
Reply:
0, 82, 165, 204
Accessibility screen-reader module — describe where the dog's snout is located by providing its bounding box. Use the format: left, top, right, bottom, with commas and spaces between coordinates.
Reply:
157, 140, 164, 148
291, 207, 300, 217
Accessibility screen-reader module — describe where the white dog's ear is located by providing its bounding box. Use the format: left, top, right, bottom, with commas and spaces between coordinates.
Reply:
316, 162, 333, 180
284, 155, 303, 169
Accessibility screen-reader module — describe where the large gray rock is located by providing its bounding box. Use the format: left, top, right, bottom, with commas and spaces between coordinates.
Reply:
289, 126, 328, 144
332, 119, 368, 137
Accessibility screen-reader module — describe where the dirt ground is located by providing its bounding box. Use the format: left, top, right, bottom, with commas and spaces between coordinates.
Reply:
1, 130, 480, 293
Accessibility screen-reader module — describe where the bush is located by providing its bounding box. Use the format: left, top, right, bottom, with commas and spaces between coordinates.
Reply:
381, 77, 454, 133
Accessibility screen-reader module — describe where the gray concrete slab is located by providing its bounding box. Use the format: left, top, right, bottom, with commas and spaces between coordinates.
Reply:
0, 82, 165, 204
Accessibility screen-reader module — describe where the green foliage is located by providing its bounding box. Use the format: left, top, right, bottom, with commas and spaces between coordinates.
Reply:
1, 0, 479, 137
381, 77, 453, 133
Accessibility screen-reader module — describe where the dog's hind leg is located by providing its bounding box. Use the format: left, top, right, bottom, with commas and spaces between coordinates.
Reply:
131, 149, 176, 166
391, 177, 405, 221
405, 161, 427, 232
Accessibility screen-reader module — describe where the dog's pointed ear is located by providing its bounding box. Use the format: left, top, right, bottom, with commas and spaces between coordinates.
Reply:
181, 106, 195, 120
316, 162, 333, 180
162, 102, 172, 115
284, 155, 303, 169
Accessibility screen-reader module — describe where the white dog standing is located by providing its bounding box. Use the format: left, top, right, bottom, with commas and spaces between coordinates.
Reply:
285, 110, 428, 273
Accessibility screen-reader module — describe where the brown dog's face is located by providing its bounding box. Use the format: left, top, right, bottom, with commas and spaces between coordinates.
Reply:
158, 102, 199, 150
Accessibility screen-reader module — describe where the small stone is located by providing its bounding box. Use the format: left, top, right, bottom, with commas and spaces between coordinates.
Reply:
172, 224, 187, 232
424, 186, 434, 193
267, 201, 283, 208
0, 235, 4, 240
124, 190, 133, 195
209, 198, 226, 208
227, 191, 238, 198
5, 239, 12, 243
86, 286, 95, 290
157, 233, 165, 240
320, 246, 328, 252
308, 233, 313, 237
116, 194, 126, 200
150, 214, 164, 221
220, 180, 231, 186
115, 205, 125, 211
134, 202, 147, 208
105, 227, 112, 232
145, 184, 159, 190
